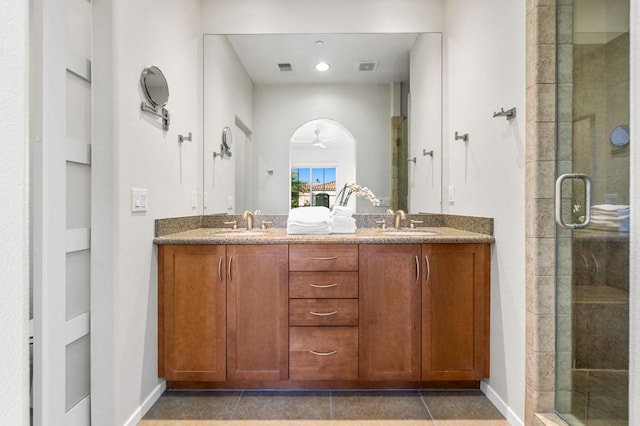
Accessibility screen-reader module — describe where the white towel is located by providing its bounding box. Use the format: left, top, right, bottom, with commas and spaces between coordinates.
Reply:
330, 216, 356, 234
591, 204, 630, 213
287, 206, 332, 234
331, 206, 353, 217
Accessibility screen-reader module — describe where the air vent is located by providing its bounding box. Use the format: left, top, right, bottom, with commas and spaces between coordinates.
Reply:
278, 63, 293, 72
358, 61, 378, 72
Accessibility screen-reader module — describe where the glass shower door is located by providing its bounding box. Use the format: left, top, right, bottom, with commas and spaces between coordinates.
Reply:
555, 1, 630, 424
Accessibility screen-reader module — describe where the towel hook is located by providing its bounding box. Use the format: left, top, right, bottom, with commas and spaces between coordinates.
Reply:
455, 131, 469, 142
493, 107, 516, 120
423, 149, 434, 157
178, 132, 192, 143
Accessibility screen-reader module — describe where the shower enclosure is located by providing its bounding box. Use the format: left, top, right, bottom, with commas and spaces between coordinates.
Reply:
555, 1, 630, 424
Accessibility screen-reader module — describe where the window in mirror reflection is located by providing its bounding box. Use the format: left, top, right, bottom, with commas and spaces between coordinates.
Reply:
291, 167, 337, 209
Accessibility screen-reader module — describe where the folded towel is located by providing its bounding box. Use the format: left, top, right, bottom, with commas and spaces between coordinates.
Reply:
287, 224, 331, 235
288, 206, 331, 224
331, 206, 353, 217
591, 204, 630, 213
330, 216, 356, 234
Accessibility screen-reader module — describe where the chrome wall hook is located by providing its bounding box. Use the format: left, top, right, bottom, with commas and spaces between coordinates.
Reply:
408, 157, 416, 164
493, 107, 516, 120
423, 149, 434, 157
178, 132, 192, 143
455, 131, 469, 142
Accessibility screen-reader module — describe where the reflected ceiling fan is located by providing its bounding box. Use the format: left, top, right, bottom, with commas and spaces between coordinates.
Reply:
292, 128, 331, 149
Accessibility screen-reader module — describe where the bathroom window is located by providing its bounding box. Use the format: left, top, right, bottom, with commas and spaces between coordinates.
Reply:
291, 167, 337, 209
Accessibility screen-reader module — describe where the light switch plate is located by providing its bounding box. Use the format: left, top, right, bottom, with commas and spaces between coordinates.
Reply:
131, 188, 148, 212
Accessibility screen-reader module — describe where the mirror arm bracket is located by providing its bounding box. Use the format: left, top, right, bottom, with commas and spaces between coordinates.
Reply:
140, 102, 170, 131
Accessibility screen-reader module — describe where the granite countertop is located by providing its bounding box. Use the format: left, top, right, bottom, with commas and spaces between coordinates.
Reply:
153, 226, 495, 245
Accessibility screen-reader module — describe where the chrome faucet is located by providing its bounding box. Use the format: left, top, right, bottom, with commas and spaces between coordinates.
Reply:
387, 209, 406, 230
243, 210, 254, 230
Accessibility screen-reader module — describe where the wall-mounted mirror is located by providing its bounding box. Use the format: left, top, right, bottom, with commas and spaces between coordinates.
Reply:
140, 65, 171, 131
610, 124, 630, 147
202, 33, 442, 215
141, 66, 169, 107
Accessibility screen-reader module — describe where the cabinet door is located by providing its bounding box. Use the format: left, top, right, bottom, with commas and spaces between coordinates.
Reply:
159, 245, 226, 381
359, 244, 422, 381
227, 245, 289, 381
422, 243, 490, 381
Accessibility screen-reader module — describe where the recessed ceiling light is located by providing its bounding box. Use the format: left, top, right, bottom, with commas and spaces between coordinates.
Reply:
315, 40, 325, 47
315, 62, 330, 72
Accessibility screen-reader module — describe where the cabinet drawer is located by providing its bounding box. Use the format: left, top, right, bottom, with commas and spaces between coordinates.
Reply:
289, 327, 358, 380
289, 272, 358, 298
289, 244, 358, 271
290, 299, 358, 326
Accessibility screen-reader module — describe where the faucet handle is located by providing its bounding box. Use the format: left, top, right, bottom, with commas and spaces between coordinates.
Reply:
223, 220, 238, 230
260, 220, 273, 230
409, 220, 424, 229
375, 220, 386, 229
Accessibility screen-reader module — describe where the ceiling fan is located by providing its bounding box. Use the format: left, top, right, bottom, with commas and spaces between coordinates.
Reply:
292, 128, 329, 149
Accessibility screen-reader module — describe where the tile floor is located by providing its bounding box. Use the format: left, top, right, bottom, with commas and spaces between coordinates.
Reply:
139, 390, 508, 425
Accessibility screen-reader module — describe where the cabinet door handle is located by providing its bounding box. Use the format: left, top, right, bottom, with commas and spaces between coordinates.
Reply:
415, 255, 420, 284
424, 254, 431, 284
309, 310, 338, 316
227, 256, 233, 282
309, 283, 338, 288
310, 256, 338, 261
217, 256, 223, 282
310, 350, 338, 356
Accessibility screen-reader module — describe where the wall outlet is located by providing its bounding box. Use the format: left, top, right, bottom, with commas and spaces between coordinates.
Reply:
378, 197, 391, 207
204, 192, 208, 209
227, 195, 234, 210
191, 190, 198, 209
131, 188, 148, 212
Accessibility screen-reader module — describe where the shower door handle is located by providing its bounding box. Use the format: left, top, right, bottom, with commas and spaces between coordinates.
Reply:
554, 173, 592, 229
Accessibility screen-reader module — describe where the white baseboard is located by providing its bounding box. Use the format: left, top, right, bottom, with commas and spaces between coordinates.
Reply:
122, 380, 166, 426
481, 380, 523, 426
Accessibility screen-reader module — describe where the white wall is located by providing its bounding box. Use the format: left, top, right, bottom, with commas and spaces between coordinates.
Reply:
254, 84, 391, 213
0, 1, 30, 425
444, 1, 526, 424
201, 0, 445, 34
203, 35, 254, 214
92, 0, 201, 424
409, 33, 443, 213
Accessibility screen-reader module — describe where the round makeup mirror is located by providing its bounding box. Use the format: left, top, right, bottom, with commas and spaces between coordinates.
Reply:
140, 66, 169, 108
610, 124, 630, 147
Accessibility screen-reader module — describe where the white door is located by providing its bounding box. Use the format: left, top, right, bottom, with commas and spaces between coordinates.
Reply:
32, 0, 93, 424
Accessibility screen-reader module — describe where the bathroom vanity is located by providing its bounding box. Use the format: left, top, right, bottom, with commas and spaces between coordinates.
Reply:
155, 225, 493, 390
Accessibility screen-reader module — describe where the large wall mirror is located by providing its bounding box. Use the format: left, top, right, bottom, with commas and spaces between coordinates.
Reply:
203, 33, 442, 215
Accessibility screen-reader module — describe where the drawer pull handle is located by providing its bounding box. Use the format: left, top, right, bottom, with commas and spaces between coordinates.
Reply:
310, 350, 338, 356
217, 256, 223, 283
309, 283, 338, 288
309, 310, 338, 316
310, 256, 338, 260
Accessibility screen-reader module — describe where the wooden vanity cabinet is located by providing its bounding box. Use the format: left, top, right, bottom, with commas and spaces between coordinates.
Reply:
422, 243, 490, 381
159, 245, 227, 382
159, 244, 288, 384
226, 245, 289, 381
359, 244, 422, 381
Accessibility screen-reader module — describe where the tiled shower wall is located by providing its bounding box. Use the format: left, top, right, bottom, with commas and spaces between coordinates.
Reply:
525, 0, 560, 424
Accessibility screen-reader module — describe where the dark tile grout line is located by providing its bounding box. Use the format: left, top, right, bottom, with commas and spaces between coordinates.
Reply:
329, 391, 333, 420
229, 390, 243, 420
419, 391, 437, 425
